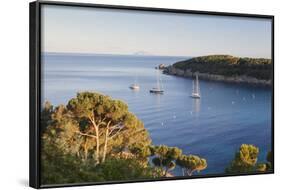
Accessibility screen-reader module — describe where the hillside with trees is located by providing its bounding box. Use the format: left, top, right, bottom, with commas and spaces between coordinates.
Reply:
164, 55, 272, 85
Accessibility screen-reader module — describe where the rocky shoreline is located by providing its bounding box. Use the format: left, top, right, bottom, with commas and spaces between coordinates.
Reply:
163, 65, 272, 86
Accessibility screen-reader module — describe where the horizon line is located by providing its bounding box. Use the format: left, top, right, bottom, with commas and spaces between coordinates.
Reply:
42, 51, 271, 59
42, 51, 192, 58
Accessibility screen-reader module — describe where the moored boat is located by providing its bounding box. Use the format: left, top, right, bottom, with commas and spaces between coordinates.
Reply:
150, 69, 164, 94
191, 73, 200, 98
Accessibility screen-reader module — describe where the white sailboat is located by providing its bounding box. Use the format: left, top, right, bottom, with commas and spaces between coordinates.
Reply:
150, 69, 164, 94
190, 73, 200, 99
129, 73, 140, 90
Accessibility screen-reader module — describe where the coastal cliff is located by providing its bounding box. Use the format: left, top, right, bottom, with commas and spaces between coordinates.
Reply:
163, 55, 272, 86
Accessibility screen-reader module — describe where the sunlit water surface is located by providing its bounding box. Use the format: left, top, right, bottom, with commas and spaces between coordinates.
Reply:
42, 53, 272, 176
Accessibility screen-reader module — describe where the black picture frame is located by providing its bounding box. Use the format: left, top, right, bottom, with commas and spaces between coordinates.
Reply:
29, 1, 274, 188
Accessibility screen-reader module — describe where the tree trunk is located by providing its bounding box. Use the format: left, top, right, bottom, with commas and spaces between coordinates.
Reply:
187, 169, 194, 176
164, 168, 168, 177
95, 127, 100, 164
85, 148, 88, 161
84, 138, 89, 161
89, 115, 100, 164
102, 127, 109, 163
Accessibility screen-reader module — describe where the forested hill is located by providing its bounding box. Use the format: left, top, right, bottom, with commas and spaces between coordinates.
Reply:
172, 55, 272, 80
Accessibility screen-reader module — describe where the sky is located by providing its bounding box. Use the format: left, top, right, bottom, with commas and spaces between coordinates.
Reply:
41, 5, 272, 58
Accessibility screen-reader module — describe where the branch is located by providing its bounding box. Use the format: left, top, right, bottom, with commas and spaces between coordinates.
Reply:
106, 120, 112, 128
108, 123, 124, 136
97, 117, 107, 127
108, 127, 123, 140
110, 123, 122, 130
108, 127, 120, 137
99, 131, 104, 137
75, 131, 97, 139
89, 115, 107, 128
101, 117, 107, 123
88, 115, 98, 129
97, 121, 107, 127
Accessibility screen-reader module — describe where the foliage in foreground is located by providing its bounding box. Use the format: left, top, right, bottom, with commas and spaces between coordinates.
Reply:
176, 155, 207, 176
42, 92, 151, 165
226, 144, 272, 173
42, 149, 157, 185
41, 92, 271, 184
41, 92, 209, 184
150, 145, 182, 176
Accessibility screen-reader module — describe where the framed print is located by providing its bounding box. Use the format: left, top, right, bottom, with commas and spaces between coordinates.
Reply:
29, 1, 274, 188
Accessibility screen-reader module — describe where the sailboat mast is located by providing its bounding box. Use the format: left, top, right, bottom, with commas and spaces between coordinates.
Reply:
191, 73, 200, 98
134, 72, 138, 84
196, 74, 199, 94
156, 70, 160, 89
192, 79, 195, 93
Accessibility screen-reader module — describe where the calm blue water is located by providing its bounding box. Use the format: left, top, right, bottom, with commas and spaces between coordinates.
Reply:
42, 53, 272, 176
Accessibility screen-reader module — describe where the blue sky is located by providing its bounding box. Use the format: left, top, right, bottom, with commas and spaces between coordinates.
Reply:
42, 5, 272, 58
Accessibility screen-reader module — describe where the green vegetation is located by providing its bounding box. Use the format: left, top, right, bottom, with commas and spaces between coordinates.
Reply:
42, 150, 156, 184
66, 92, 151, 164
176, 155, 207, 176
41, 92, 271, 184
41, 92, 207, 184
266, 151, 273, 170
226, 144, 273, 173
173, 55, 272, 80
41, 92, 154, 184
150, 145, 182, 176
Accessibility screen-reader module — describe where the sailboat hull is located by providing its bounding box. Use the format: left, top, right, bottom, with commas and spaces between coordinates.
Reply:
190, 94, 200, 98
129, 85, 140, 90
150, 89, 164, 94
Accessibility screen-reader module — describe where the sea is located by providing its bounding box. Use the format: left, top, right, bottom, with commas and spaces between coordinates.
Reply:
42, 53, 272, 176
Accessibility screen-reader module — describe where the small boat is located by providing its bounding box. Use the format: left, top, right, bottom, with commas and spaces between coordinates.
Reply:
150, 69, 164, 94
129, 84, 140, 90
129, 73, 140, 90
190, 73, 200, 99
150, 87, 164, 94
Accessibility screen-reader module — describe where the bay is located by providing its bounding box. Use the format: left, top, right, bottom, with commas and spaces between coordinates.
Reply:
42, 53, 272, 175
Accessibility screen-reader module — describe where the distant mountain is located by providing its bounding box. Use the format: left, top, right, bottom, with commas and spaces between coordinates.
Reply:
133, 51, 152, 56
